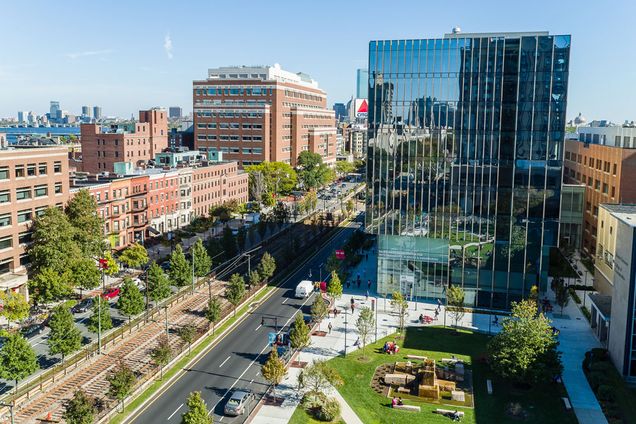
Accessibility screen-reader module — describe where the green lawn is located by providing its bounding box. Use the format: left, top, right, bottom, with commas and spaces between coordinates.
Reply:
289, 407, 345, 424
323, 327, 576, 424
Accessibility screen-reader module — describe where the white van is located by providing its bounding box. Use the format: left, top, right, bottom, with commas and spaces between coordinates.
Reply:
295, 280, 314, 298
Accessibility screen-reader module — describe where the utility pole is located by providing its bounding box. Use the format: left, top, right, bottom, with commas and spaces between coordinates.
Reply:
343, 307, 348, 356
145, 265, 149, 323
164, 306, 169, 338
0, 401, 14, 424
98, 264, 104, 354
192, 249, 196, 294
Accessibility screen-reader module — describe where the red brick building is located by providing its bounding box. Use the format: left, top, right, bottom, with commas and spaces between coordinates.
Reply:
193, 65, 336, 167
192, 161, 248, 217
80, 109, 168, 174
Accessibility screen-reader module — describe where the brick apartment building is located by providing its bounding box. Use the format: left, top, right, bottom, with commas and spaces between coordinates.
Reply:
193, 64, 337, 167
80, 109, 168, 174
563, 129, 636, 256
0, 146, 70, 293
192, 161, 248, 217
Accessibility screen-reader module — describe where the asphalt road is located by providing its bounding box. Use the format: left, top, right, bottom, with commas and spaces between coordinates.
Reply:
129, 221, 360, 424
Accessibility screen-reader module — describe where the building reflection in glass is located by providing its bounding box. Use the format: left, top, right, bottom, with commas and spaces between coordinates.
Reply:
366, 32, 570, 309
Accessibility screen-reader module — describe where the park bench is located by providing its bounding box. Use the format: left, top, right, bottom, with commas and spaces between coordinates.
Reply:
434, 408, 465, 418
406, 354, 427, 360
394, 404, 421, 412
396, 387, 410, 394
486, 379, 493, 395
562, 397, 572, 410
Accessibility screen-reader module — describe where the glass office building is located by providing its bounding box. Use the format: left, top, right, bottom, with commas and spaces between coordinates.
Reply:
366, 31, 570, 309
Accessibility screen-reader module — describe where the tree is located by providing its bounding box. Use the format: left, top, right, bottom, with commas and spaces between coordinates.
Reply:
191, 239, 211, 278
257, 218, 268, 241
305, 191, 318, 212
298, 360, 343, 399
117, 277, 145, 324
248, 169, 266, 202
107, 361, 136, 412
391, 292, 409, 334
325, 253, 340, 275
68, 257, 101, 291
118, 242, 149, 270
178, 324, 197, 355
87, 296, 112, 333
346, 199, 355, 216
221, 227, 238, 259
205, 297, 222, 334
237, 227, 247, 252
0, 332, 38, 392
248, 270, 261, 289
169, 244, 191, 287
102, 251, 119, 277
150, 334, 172, 380
29, 207, 80, 275
356, 307, 375, 357
272, 202, 290, 224
289, 313, 311, 350
209, 200, 240, 224
335, 161, 356, 176
205, 238, 224, 266
488, 300, 563, 384
554, 279, 570, 314
297, 151, 331, 190
147, 262, 172, 302
29, 267, 73, 304
63, 389, 96, 424
257, 252, 276, 283
327, 271, 343, 299
181, 391, 212, 424
245, 162, 298, 196
311, 296, 328, 330
446, 286, 466, 328
261, 348, 287, 399
48, 305, 82, 364
65, 189, 104, 257
0, 290, 29, 327
529, 285, 540, 306
225, 274, 245, 317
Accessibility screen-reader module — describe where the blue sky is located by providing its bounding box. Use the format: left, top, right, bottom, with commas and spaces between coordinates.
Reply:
1, 0, 634, 122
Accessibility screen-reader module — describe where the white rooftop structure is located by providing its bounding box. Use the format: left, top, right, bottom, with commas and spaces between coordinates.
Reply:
207, 64, 320, 89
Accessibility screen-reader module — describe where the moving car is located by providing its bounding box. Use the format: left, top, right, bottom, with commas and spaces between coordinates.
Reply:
224, 390, 254, 416
102, 287, 121, 300
295, 280, 313, 298
72, 297, 94, 313
21, 324, 44, 338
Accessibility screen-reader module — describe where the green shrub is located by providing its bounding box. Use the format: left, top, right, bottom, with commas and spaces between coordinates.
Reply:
588, 371, 608, 390
591, 348, 609, 361
590, 361, 613, 373
583, 352, 592, 371
315, 397, 341, 422
597, 384, 616, 402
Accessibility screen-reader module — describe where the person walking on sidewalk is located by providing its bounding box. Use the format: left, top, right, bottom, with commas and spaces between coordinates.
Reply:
328, 322, 332, 334
350, 297, 355, 313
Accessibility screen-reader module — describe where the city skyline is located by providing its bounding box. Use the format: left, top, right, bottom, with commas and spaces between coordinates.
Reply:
1, 0, 635, 122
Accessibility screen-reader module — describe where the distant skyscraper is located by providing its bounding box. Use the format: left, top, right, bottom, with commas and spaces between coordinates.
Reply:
50, 101, 60, 122
169, 106, 183, 119
367, 31, 571, 309
356, 68, 368, 99
333, 103, 347, 121
93, 106, 102, 120
17, 111, 25, 124
82, 106, 92, 117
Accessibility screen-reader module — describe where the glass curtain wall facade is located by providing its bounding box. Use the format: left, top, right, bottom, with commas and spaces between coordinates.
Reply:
366, 33, 570, 309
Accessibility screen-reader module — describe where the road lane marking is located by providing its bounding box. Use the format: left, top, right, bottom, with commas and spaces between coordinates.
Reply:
219, 356, 231, 368
254, 324, 262, 331
167, 403, 182, 420
282, 298, 288, 304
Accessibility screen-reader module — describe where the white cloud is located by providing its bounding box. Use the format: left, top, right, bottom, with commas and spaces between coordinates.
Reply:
164, 34, 173, 59
66, 49, 113, 60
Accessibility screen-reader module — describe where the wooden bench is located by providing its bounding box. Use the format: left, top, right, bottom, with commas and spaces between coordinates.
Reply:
406, 354, 427, 360
396, 387, 410, 394
486, 379, 493, 395
394, 404, 421, 412
434, 408, 465, 418
562, 397, 572, 410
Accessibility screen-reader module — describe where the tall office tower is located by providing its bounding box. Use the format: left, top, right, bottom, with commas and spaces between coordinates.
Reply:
50, 101, 60, 121
169, 106, 183, 119
93, 106, 102, 120
17, 111, 25, 124
193, 64, 336, 167
366, 31, 570, 309
82, 105, 92, 117
356, 68, 369, 99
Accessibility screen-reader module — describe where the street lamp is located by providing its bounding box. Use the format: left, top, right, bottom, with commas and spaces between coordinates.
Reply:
342, 306, 348, 356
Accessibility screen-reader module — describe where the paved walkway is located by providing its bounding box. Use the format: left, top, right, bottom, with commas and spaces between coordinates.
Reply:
251, 249, 606, 424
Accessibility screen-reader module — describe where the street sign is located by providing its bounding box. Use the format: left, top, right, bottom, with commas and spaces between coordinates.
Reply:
335, 250, 345, 260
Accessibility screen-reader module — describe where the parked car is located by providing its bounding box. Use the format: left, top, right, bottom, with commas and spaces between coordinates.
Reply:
102, 287, 121, 300
72, 297, 94, 314
21, 324, 44, 338
224, 390, 254, 416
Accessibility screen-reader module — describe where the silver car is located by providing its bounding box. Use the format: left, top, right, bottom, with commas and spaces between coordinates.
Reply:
224, 390, 253, 416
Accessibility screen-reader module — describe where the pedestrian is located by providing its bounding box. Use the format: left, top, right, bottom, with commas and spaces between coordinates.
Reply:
351, 303, 355, 313
437, 298, 442, 308
365, 253, 369, 261
328, 322, 332, 334
367, 279, 371, 290
357, 279, 361, 289
366, 290, 369, 300
493, 315, 499, 326
346, 279, 351, 289
434, 309, 439, 319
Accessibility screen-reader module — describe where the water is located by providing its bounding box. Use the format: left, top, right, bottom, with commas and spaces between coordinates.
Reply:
0, 126, 81, 143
